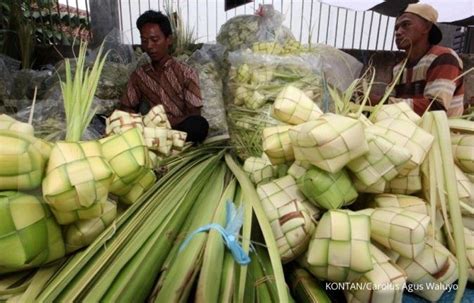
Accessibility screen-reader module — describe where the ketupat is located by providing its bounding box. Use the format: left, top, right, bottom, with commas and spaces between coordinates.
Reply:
100, 128, 150, 197
64, 199, 117, 253
451, 133, 474, 174
0, 114, 35, 136
105, 110, 144, 136
360, 207, 430, 259
297, 166, 358, 210
272, 85, 323, 125
262, 125, 294, 165
289, 114, 369, 173
143, 104, 171, 129
243, 155, 276, 185
306, 210, 373, 282
344, 245, 407, 303
42, 141, 115, 225
42, 40, 112, 225
0, 130, 50, 191
118, 169, 157, 205
257, 176, 316, 263
371, 102, 421, 125
396, 238, 458, 302
370, 119, 434, 176
347, 131, 411, 190
0, 191, 65, 273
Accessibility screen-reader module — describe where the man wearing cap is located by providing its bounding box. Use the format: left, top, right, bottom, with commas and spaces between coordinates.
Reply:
386, 3, 464, 117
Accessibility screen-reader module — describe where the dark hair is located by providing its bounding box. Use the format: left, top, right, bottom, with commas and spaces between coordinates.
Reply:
136, 10, 172, 37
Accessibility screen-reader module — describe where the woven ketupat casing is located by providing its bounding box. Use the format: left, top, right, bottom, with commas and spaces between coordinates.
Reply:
0, 114, 34, 135
0, 130, 50, 191
143, 104, 171, 129
372, 194, 428, 215
297, 166, 357, 210
257, 175, 317, 262
0, 192, 65, 273
272, 85, 323, 125
105, 110, 144, 136
289, 114, 369, 173
306, 210, 373, 282
361, 207, 430, 259
451, 134, 474, 174
371, 119, 434, 176
236, 64, 251, 83
287, 160, 312, 180
143, 127, 172, 156
64, 199, 117, 253
372, 102, 421, 125
42, 141, 115, 225
244, 91, 266, 110
355, 166, 423, 194
262, 125, 294, 165
243, 156, 275, 185
345, 244, 407, 303
347, 131, 411, 188
384, 167, 422, 195
100, 128, 150, 196
251, 68, 274, 84
465, 228, 474, 282
168, 130, 187, 150
119, 169, 156, 205
396, 238, 458, 302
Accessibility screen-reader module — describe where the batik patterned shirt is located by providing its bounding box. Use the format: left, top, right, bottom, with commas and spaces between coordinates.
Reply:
120, 56, 202, 126
392, 45, 464, 117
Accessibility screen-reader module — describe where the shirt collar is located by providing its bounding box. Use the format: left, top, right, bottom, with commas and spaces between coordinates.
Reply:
143, 55, 174, 73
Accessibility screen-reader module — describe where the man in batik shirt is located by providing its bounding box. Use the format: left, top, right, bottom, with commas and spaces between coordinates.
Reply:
120, 10, 209, 143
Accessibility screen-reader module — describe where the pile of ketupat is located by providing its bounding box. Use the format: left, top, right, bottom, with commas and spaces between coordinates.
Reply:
226, 38, 328, 161
0, 40, 165, 275
241, 67, 473, 302
1, 15, 473, 303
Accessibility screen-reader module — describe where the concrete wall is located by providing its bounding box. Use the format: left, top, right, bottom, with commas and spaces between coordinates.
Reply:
89, 0, 120, 48
342, 49, 473, 107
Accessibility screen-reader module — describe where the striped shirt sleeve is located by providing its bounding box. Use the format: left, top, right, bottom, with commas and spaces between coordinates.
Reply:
421, 53, 463, 114
396, 53, 462, 116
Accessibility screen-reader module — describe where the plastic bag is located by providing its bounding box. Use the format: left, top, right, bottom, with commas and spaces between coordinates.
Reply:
307, 44, 363, 92
187, 44, 229, 138
216, 4, 294, 51
226, 49, 326, 110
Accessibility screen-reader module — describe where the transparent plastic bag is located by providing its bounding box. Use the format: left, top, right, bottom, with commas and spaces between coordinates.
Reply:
187, 44, 229, 138
226, 49, 327, 111
216, 4, 294, 51
308, 44, 363, 92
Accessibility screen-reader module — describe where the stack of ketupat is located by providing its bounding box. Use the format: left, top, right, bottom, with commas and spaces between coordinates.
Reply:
0, 40, 161, 275
242, 82, 473, 302
226, 38, 325, 161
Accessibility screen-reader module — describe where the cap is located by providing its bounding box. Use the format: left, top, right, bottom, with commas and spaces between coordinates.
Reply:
404, 3, 442, 44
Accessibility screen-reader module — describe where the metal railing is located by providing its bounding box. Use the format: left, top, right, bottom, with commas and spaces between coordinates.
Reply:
117, 0, 397, 51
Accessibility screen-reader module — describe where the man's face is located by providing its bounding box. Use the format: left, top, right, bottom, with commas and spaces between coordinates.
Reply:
140, 23, 172, 62
395, 13, 431, 50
